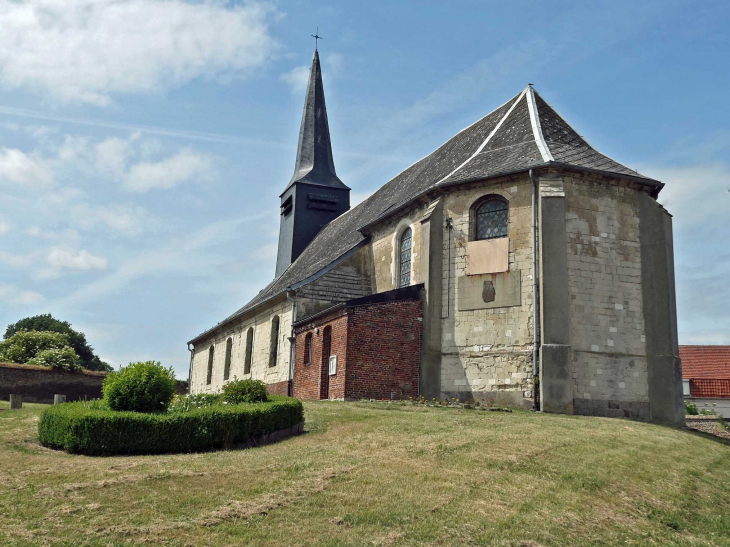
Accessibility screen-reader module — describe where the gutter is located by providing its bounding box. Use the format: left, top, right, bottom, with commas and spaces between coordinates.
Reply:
187, 342, 194, 395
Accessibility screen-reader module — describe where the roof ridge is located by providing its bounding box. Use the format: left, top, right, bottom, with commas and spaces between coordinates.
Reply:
526, 85, 553, 162
436, 88, 528, 184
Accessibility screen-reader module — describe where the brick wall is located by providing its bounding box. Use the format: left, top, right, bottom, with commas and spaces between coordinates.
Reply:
0, 362, 106, 403
293, 309, 348, 400
346, 299, 422, 400
292, 296, 422, 400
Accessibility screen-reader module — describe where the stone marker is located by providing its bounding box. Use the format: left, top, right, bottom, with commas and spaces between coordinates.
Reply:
9, 394, 22, 410
54, 394, 67, 405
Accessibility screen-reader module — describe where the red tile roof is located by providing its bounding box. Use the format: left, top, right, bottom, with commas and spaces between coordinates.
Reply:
680, 345, 730, 380
689, 379, 730, 398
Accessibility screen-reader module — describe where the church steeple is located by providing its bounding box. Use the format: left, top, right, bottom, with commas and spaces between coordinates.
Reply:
275, 48, 351, 278
284, 49, 348, 194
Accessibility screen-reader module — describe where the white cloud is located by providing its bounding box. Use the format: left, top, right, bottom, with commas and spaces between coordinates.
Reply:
124, 149, 213, 192
651, 163, 730, 225
47, 247, 107, 271
72, 204, 149, 237
26, 226, 79, 243
0, 147, 54, 186
0, 220, 11, 235
95, 136, 133, 178
0, 284, 44, 305
0, 0, 279, 105
280, 65, 311, 95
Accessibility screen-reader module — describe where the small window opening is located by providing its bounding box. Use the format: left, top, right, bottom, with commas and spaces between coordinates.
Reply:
223, 337, 232, 381
474, 196, 508, 240
206, 346, 214, 385
244, 327, 254, 374
304, 332, 313, 365
269, 316, 280, 367
399, 227, 412, 287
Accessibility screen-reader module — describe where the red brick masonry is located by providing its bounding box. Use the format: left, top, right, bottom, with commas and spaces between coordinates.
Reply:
293, 286, 423, 401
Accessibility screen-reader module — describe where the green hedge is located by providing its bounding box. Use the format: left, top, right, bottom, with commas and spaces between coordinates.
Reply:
38, 396, 304, 456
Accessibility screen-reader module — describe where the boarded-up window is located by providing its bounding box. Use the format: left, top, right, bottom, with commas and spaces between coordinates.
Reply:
269, 316, 280, 368
244, 327, 253, 374
206, 346, 214, 385
223, 337, 232, 381
399, 227, 412, 287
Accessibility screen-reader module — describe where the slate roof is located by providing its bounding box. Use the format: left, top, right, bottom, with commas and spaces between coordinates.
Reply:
189, 86, 662, 344
283, 49, 348, 194
680, 346, 730, 379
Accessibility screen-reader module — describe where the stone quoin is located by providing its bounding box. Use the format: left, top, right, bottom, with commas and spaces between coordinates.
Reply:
187, 48, 684, 425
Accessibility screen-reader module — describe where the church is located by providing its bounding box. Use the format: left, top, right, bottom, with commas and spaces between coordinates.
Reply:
187, 48, 685, 425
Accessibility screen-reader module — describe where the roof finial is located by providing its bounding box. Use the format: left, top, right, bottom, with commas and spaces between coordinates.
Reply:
311, 28, 322, 51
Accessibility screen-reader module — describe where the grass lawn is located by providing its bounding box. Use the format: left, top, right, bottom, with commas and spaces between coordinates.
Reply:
1, 400, 729, 546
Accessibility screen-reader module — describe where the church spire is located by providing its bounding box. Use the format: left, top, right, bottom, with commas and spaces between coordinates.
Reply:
284, 49, 349, 194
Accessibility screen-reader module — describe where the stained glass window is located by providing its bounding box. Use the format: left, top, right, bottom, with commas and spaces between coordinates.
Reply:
399, 227, 412, 287
475, 198, 508, 240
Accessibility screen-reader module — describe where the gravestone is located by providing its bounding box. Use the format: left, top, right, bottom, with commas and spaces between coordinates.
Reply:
54, 394, 67, 405
9, 394, 22, 409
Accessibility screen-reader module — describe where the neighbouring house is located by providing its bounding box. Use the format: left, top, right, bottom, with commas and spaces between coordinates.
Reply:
680, 345, 730, 418
187, 47, 685, 425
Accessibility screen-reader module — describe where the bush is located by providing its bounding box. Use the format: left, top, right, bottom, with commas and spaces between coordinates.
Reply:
0, 330, 73, 364
38, 396, 304, 455
27, 347, 82, 371
103, 361, 176, 413
685, 401, 699, 415
222, 378, 269, 404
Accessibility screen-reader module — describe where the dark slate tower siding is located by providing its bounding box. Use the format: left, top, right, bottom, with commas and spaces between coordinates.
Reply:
276, 50, 350, 277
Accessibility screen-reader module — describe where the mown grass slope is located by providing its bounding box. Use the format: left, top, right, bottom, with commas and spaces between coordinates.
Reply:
1, 399, 728, 546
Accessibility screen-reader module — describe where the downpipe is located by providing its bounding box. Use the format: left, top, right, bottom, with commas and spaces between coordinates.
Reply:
529, 169, 541, 410
286, 289, 297, 397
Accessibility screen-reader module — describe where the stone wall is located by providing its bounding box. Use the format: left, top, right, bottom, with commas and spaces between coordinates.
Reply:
190, 297, 293, 395
440, 174, 535, 408
563, 172, 650, 419
0, 362, 106, 403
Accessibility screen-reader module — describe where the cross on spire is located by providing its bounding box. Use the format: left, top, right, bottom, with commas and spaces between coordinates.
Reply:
311, 28, 322, 50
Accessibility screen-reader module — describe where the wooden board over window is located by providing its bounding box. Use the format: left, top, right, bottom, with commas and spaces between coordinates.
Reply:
466, 237, 509, 275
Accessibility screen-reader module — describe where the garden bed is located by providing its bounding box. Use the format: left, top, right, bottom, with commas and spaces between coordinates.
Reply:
38, 395, 304, 455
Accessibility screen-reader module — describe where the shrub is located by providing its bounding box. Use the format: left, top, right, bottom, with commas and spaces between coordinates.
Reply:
38, 396, 304, 455
685, 401, 699, 415
222, 378, 268, 404
103, 361, 176, 413
27, 347, 82, 371
168, 393, 223, 413
0, 330, 72, 364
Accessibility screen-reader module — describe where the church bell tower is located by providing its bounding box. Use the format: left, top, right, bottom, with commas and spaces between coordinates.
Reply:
275, 48, 350, 278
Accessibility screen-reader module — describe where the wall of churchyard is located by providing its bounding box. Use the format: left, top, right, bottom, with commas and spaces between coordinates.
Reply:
0, 362, 107, 403
440, 173, 535, 408
190, 298, 292, 395
563, 172, 650, 418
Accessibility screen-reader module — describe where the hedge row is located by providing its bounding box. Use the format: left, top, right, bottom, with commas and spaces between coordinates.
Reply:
38, 395, 304, 456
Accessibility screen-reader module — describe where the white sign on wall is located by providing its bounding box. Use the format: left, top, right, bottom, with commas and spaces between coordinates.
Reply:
328, 355, 337, 376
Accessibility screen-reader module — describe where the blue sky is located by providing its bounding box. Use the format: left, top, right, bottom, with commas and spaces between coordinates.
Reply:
0, 0, 728, 378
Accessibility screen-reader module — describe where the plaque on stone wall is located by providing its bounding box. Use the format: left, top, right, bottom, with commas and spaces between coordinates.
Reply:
457, 270, 521, 311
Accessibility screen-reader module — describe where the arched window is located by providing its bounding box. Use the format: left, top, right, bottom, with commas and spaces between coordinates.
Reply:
303, 332, 313, 365
398, 227, 412, 287
206, 345, 214, 385
269, 316, 280, 368
244, 327, 254, 374
473, 196, 508, 241
223, 337, 232, 381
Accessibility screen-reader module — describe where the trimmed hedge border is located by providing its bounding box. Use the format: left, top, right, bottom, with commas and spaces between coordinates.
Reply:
38, 395, 304, 456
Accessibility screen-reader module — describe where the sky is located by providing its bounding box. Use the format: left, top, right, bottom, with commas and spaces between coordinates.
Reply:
0, 0, 728, 379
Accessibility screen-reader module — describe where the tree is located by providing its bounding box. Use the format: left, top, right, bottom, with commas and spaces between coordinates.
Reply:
4, 314, 113, 371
